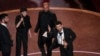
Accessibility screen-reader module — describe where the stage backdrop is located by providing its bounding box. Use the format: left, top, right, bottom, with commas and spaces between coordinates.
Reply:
0, 8, 100, 56
0, 0, 99, 12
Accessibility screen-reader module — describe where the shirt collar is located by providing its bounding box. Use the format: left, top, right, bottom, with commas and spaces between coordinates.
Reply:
1, 23, 7, 27
60, 29, 64, 33
58, 28, 64, 34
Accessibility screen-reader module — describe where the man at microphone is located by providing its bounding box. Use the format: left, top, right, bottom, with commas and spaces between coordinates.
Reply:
15, 8, 32, 56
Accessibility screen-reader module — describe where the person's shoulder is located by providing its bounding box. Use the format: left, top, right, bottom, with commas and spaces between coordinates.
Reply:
25, 15, 30, 20
16, 15, 21, 17
38, 10, 44, 15
39, 10, 44, 13
0, 24, 5, 29
48, 11, 55, 14
0, 24, 3, 27
63, 27, 71, 30
0, 24, 2, 27
0, 24, 2, 32
26, 15, 30, 18
51, 28, 58, 33
16, 15, 21, 19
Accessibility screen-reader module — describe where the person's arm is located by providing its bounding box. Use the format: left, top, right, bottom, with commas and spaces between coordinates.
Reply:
63, 40, 68, 48
48, 13, 57, 32
1, 27, 11, 44
63, 28, 76, 48
48, 25, 51, 32
15, 15, 23, 28
52, 13, 57, 28
27, 16, 32, 38
69, 29, 76, 42
16, 18, 23, 28
34, 12, 41, 33
51, 29, 56, 43
28, 29, 32, 38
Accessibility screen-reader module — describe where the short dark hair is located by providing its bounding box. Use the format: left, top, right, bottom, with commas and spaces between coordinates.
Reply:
42, 2, 49, 7
20, 8, 27, 12
55, 21, 62, 25
0, 13, 8, 21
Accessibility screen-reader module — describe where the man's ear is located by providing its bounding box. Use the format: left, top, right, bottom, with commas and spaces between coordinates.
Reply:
2, 19, 4, 22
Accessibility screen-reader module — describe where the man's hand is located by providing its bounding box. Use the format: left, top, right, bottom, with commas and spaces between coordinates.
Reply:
28, 29, 32, 38
16, 17, 23, 28
48, 25, 51, 32
63, 41, 68, 48
20, 17, 24, 22
52, 38, 55, 43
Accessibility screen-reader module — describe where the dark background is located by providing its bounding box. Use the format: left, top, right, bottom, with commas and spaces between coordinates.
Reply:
0, 0, 100, 12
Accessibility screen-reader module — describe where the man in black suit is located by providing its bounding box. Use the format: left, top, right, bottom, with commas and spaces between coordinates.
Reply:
0, 14, 13, 56
34, 2, 57, 56
15, 8, 32, 56
51, 21, 76, 56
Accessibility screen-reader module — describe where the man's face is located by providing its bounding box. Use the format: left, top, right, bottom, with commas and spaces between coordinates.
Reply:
56, 24, 63, 32
4, 16, 9, 23
21, 11, 27, 17
43, 2, 49, 11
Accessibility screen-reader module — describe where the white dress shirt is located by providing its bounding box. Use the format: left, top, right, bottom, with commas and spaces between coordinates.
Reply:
57, 29, 65, 45
1, 23, 7, 27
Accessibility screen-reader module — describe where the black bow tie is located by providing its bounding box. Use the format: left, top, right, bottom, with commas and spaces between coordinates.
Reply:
59, 32, 62, 35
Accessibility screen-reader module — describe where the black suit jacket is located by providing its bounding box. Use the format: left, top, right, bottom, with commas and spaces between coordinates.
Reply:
0, 24, 12, 52
34, 10, 57, 35
52, 27, 76, 49
15, 15, 32, 33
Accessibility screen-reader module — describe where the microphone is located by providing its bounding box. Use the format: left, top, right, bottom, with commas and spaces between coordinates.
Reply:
21, 15, 25, 27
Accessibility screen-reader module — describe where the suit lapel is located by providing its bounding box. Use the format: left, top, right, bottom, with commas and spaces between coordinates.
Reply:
63, 28, 66, 38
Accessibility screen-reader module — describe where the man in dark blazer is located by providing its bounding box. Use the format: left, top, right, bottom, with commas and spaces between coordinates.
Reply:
51, 21, 76, 56
0, 14, 13, 56
34, 2, 57, 56
15, 8, 32, 56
